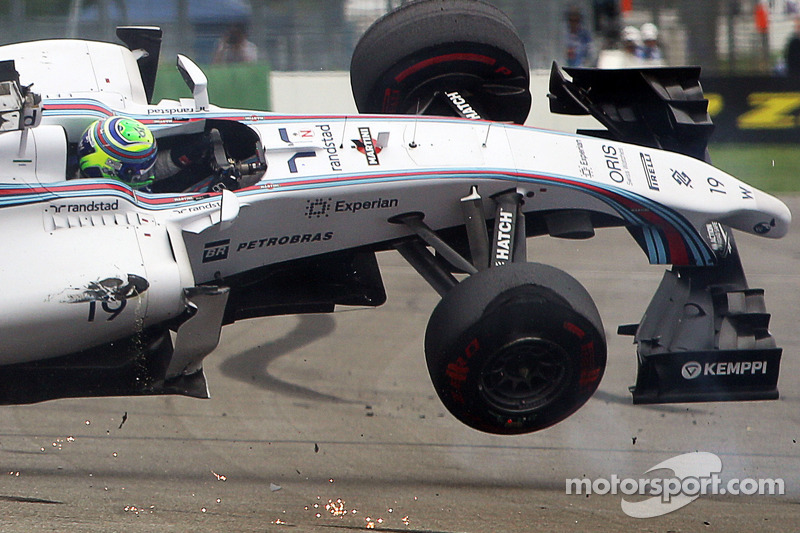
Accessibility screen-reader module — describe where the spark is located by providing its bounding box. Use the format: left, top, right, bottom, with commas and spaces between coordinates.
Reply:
325, 498, 347, 517
211, 470, 227, 481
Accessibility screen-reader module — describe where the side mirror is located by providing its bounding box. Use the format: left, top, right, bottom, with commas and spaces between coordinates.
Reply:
176, 54, 209, 112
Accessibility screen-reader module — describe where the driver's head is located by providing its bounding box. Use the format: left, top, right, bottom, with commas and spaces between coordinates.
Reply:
78, 116, 157, 189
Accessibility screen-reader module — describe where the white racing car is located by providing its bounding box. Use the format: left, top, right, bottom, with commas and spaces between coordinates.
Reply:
0, 0, 791, 434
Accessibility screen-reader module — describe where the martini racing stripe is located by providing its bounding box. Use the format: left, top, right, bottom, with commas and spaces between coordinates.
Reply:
240, 167, 712, 266
0, 165, 713, 265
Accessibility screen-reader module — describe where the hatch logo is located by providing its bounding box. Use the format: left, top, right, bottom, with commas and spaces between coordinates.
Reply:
444, 91, 481, 119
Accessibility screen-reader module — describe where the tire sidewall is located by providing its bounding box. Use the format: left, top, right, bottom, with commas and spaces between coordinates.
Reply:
429, 287, 605, 434
424, 263, 606, 434
350, 0, 531, 122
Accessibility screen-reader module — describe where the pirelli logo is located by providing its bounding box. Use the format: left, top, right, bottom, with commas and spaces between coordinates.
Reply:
640, 153, 660, 191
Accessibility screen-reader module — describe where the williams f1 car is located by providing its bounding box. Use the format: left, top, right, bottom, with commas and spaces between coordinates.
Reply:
0, 0, 791, 435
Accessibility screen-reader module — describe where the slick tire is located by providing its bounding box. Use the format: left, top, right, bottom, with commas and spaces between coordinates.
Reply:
350, 0, 532, 124
424, 263, 606, 434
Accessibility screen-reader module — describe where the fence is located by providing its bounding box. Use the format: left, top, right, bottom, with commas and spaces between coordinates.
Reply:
0, 1, 798, 74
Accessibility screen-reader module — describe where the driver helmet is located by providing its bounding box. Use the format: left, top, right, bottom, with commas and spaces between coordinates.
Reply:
78, 116, 157, 189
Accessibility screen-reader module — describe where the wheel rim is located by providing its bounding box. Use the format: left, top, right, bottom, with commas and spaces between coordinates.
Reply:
478, 337, 571, 413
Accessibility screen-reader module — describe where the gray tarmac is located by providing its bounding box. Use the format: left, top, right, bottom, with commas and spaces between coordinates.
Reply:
1, 196, 799, 532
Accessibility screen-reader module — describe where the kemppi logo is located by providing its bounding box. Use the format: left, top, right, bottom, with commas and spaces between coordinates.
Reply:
681, 360, 767, 380
681, 362, 702, 380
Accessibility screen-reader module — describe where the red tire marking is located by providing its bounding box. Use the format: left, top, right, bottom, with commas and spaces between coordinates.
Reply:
394, 53, 497, 82
563, 321, 585, 339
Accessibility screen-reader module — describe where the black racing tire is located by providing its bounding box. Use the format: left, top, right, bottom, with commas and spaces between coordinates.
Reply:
424, 263, 606, 435
350, 0, 532, 124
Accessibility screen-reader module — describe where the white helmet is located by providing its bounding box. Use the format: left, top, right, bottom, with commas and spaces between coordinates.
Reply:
641, 23, 659, 42
622, 26, 642, 44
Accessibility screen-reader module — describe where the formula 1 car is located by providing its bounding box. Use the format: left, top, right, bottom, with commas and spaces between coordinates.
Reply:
0, 0, 791, 435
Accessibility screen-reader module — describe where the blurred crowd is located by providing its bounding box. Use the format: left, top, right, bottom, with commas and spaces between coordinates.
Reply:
565, 4, 664, 68
563, 0, 800, 74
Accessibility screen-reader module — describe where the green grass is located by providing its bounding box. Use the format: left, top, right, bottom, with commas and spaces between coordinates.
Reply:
708, 144, 800, 193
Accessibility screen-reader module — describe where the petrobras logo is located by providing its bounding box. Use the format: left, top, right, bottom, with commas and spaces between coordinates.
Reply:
681, 360, 768, 380
236, 232, 334, 252
203, 239, 230, 263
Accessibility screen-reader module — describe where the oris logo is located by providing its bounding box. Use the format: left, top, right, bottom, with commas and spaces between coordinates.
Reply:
681, 361, 702, 380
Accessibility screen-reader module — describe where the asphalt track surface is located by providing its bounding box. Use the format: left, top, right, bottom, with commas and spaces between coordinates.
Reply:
1, 197, 799, 532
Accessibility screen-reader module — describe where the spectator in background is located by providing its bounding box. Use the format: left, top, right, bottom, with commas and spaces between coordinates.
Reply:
593, 0, 621, 49
621, 25, 644, 66
785, 18, 800, 76
754, 0, 770, 70
640, 22, 664, 65
565, 6, 594, 67
213, 23, 258, 64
